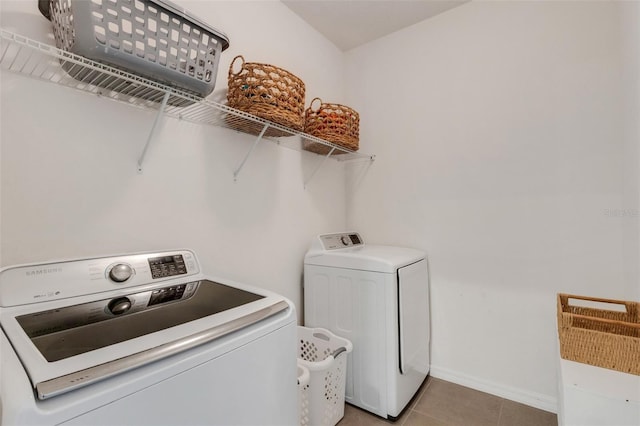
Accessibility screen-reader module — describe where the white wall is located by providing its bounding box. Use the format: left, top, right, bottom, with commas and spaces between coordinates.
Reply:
0, 0, 347, 321
344, 0, 640, 411
620, 0, 640, 302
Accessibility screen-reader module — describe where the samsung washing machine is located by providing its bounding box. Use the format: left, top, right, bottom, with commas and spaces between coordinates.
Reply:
303, 232, 430, 420
0, 250, 297, 425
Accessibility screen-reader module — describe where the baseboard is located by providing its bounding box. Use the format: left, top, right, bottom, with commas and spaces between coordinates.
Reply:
429, 365, 557, 413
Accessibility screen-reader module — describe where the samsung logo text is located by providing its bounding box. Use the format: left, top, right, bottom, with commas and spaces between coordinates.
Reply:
26, 267, 63, 277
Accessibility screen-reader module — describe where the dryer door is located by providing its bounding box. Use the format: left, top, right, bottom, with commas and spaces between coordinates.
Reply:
398, 259, 430, 375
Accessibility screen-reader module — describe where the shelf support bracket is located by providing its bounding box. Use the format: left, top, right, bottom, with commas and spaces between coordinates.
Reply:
137, 91, 171, 173
233, 123, 269, 181
304, 146, 336, 189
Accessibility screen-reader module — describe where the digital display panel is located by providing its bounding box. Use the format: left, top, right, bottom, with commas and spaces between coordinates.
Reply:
149, 255, 187, 279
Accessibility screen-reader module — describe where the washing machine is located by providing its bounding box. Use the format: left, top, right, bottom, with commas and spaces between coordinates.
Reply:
303, 232, 430, 420
0, 249, 297, 425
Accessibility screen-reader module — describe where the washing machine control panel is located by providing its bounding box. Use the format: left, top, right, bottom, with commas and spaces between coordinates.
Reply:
319, 232, 363, 250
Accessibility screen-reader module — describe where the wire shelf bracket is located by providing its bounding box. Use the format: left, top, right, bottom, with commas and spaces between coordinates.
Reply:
233, 123, 269, 181
137, 91, 170, 173
304, 146, 336, 189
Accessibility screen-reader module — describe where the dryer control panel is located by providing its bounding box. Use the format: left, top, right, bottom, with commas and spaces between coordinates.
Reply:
319, 232, 364, 250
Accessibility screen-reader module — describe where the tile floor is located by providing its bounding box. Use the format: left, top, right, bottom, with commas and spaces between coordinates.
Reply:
338, 377, 558, 426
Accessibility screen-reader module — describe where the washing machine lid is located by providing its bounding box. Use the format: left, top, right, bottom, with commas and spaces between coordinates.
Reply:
304, 233, 425, 273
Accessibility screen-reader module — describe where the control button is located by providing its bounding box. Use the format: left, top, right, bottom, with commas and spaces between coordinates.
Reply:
108, 297, 132, 315
340, 236, 350, 246
108, 264, 134, 283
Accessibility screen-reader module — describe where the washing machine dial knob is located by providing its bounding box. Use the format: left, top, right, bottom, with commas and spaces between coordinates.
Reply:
109, 264, 133, 283
340, 236, 350, 246
108, 297, 132, 315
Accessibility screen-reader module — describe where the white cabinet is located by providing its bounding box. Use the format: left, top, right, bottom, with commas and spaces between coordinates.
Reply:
557, 357, 640, 426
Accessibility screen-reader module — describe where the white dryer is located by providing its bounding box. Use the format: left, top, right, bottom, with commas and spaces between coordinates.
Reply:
303, 232, 430, 420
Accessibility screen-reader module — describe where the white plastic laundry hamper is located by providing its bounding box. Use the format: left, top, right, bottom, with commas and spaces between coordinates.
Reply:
297, 326, 353, 426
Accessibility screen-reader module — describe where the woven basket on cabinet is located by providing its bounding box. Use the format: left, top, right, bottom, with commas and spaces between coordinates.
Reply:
303, 98, 359, 155
557, 293, 640, 375
226, 55, 305, 137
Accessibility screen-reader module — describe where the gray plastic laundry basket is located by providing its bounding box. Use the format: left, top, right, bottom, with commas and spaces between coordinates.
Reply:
39, 0, 229, 102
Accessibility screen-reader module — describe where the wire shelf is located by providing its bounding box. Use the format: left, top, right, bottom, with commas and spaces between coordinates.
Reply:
0, 29, 374, 163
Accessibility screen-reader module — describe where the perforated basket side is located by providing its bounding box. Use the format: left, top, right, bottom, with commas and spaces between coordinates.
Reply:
298, 364, 311, 426
297, 326, 352, 363
320, 354, 348, 425
298, 334, 334, 364
47, 0, 228, 98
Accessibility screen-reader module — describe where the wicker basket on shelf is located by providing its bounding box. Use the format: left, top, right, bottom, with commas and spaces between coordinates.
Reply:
557, 293, 640, 375
226, 55, 305, 137
303, 98, 359, 155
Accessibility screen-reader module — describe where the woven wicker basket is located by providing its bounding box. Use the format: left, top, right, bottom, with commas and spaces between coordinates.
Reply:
226, 55, 305, 137
303, 98, 359, 155
557, 293, 640, 375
